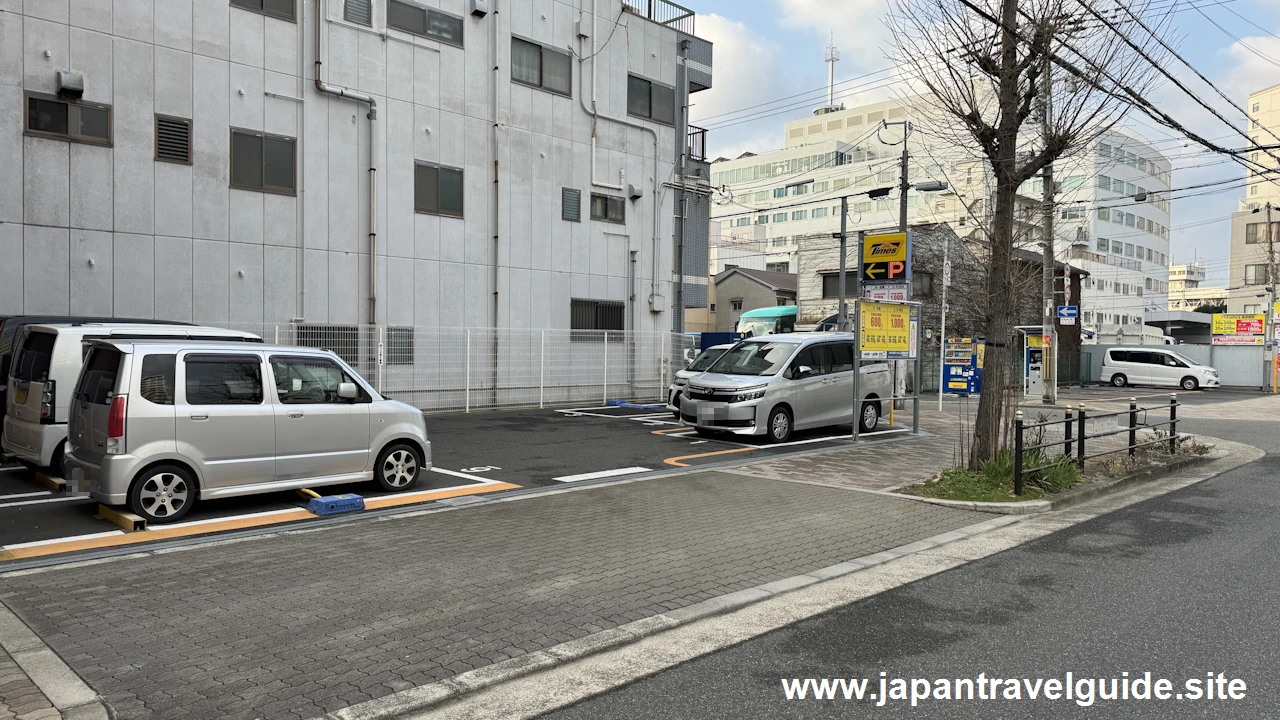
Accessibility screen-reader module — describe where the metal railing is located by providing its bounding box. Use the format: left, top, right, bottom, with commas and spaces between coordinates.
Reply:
1013, 394, 1181, 495
622, 0, 695, 35
687, 125, 707, 162
199, 322, 696, 414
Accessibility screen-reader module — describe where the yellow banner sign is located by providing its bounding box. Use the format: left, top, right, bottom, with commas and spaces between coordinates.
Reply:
1212, 313, 1265, 336
859, 301, 914, 359
861, 232, 908, 264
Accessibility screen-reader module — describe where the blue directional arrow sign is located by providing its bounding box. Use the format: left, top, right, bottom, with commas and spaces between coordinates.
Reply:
1057, 305, 1078, 326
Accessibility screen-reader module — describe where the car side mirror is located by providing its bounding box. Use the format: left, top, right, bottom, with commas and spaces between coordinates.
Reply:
337, 382, 358, 399
794, 365, 812, 379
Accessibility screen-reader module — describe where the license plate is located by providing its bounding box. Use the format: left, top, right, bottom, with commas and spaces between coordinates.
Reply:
14, 387, 27, 404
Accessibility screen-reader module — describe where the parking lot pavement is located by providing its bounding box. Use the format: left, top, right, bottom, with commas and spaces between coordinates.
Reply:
0, 470, 988, 720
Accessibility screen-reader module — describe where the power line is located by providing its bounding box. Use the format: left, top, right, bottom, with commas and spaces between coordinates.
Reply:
1191, 4, 1280, 68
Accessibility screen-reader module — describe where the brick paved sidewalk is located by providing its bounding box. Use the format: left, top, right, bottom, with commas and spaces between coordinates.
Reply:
0, 470, 987, 720
0, 650, 57, 720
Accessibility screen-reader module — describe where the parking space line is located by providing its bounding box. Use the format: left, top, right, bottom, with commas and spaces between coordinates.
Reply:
0, 466, 28, 473
664, 447, 757, 467
3, 531, 125, 551
430, 467, 507, 485
0, 491, 52, 500
0, 496, 89, 509
553, 467, 651, 483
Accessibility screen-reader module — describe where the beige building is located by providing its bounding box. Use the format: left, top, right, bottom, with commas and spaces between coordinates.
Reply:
1226, 203, 1278, 314
1167, 263, 1227, 312
1246, 84, 1280, 205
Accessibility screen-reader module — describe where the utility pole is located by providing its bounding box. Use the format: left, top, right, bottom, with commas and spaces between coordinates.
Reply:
1040, 50, 1058, 405
882, 119, 913, 409
1267, 202, 1277, 392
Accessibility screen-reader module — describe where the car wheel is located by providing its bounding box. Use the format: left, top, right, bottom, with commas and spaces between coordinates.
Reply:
1181, 376, 1199, 391
375, 443, 422, 492
1111, 374, 1128, 388
129, 465, 195, 524
859, 401, 880, 433
47, 442, 67, 480
767, 406, 792, 443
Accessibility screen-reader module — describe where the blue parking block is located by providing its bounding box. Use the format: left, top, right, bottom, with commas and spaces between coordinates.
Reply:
307, 493, 365, 516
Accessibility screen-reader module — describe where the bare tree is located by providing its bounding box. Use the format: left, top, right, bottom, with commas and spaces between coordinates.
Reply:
887, 0, 1171, 467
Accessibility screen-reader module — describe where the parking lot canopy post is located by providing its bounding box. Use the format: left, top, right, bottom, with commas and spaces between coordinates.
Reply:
912, 315, 921, 434
466, 329, 472, 413
603, 331, 609, 405
540, 330, 546, 409
660, 332, 668, 399
1128, 397, 1137, 457
1169, 393, 1177, 454
1014, 410, 1024, 496
1076, 404, 1086, 468
377, 325, 385, 393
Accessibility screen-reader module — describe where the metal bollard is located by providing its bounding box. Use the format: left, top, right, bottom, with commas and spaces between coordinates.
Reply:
1076, 404, 1086, 469
1063, 407, 1074, 458
1014, 410, 1024, 496
1169, 393, 1178, 454
1128, 397, 1137, 457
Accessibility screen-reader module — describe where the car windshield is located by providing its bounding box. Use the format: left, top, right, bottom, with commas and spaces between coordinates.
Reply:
1169, 352, 1199, 366
686, 349, 728, 372
737, 319, 776, 338
707, 341, 797, 377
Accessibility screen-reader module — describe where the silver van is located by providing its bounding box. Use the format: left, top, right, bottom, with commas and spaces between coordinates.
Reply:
4, 323, 262, 477
1101, 347, 1219, 390
65, 339, 430, 523
679, 333, 892, 442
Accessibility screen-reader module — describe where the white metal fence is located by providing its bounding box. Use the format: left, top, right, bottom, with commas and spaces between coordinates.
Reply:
200, 322, 697, 412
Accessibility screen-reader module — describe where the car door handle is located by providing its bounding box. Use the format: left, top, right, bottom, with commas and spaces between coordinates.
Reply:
287, 411, 304, 419
189, 413, 209, 421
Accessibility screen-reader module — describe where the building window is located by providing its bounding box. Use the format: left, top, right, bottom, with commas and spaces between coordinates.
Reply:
913, 271, 933, 297
821, 274, 847, 298
709, 303, 716, 312
756, 215, 769, 224
1244, 304, 1262, 314
734, 217, 750, 227
590, 193, 625, 223
386, 327, 414, 365
1097, 208, 1110, 221
570, 299, 625, 332
773, 187, 788, 199
767, 262, 790, 273
626, 74, 675, 125
387, 0, 463, 45
230, 0, 295, 21
730, 299, 743, 312
813, 181, 830, 192
812, 207, 828, 219
24, 92, 111, 146
155, 115, 192, 164
773, 213, 787, 223
792, 184, 810, 196
230, 129, 296, 194
562, 187, 581, 221
1124, 213, 1135, 227
1098, 143, 1111, 158
1245, 265, 1271, 286
791, 210, 807, 221
1254, 103, 1261, 112
344, 0, 372, 25
414, 161, 464, 217
511, 37, 571, 96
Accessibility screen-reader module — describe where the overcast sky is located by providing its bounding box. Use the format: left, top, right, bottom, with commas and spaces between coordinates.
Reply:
687, 0, 1280, 285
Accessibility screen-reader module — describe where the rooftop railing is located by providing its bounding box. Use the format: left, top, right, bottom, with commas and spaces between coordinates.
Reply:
622, 0, 695, 36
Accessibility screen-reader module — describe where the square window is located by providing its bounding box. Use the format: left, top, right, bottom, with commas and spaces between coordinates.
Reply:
414, 162, 464, 217
627, 75, 651, 117
230, 129, 297, 194
512, 37, 572, 96
25, 93, 112, 146
590, 193, 625, 223
230, 0, 296, 21
388, 1, 462, 45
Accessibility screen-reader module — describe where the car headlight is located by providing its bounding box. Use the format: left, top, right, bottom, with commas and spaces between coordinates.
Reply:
731, 387, 767, 403
675, 378, 688, 387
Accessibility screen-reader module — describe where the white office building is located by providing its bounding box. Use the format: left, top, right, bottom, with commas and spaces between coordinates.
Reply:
0, 0, 713, 337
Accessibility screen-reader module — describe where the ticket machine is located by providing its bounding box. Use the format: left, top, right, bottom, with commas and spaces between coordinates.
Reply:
1024, 332, 1046, 397
943, 338, 984, 395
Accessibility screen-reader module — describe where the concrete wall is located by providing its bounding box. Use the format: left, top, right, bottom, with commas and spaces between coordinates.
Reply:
1, 0, 690, 334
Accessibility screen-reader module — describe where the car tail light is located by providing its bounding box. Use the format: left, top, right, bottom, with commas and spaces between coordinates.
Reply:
106, 394, 127, 454
40, 380, 55, 423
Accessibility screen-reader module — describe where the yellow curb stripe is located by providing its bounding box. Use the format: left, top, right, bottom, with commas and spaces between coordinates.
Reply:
3, 483, 522, 561
361, 482, 519, 509
650, 428, 690, 435
664, 447, 757, 467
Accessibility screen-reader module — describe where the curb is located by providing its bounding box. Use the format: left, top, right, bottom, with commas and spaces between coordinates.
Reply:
0, 601, 114, 720
889, 445, 1220, 515
317, 514, 1023, 720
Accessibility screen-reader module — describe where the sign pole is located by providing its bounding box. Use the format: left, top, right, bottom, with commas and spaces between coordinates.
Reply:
851, 297, 860, 444
938, 235, 950, 411
838, 197, 849, 331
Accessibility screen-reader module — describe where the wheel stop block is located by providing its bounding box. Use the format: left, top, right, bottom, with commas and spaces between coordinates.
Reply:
306, 493, 365, 516
98, 505, 146, 532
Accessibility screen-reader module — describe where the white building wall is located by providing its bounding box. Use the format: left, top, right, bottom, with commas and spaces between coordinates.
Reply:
1, 0, 680, 334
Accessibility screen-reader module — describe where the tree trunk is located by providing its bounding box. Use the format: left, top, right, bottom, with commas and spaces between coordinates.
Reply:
969, 177, 1018, 468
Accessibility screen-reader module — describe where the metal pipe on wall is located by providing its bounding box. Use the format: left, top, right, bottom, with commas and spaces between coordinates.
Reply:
314, 0, 378, 323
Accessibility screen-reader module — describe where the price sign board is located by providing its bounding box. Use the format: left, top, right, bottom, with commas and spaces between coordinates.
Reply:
859, 301, 917, 359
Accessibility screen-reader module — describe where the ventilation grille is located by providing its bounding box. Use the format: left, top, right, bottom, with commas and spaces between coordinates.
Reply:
345, 0, 372, 26
155, 115, 191, 164
562, 187, 581, 222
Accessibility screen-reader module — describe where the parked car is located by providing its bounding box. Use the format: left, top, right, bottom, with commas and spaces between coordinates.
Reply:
667, 344, 733, 418
1101, 347, 1220, 390
678, 333, 891, 442
65, 339, 431, 524
4, 323, 260, 477
0, 316, 190, 448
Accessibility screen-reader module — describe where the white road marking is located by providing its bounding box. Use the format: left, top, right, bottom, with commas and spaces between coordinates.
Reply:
0, 496, 89, 509
158, 508, 304, 529
0, 491, 52, 500
0, 466, 29, 473
430, 467, 506, 485
553, 467, 652, 483
3, 530, 124, 550
690, 440, 707, 445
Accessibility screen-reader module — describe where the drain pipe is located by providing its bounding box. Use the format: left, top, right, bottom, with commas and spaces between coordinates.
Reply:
314, 0, 378, 322
580, 0, 662, 317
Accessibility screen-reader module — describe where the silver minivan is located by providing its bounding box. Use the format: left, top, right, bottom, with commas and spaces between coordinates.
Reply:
679, 333, 892, 442
1101, 347, 1220, 390
65, 339, 431, 523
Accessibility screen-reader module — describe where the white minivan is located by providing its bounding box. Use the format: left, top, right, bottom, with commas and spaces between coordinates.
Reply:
4, 323, 261, 477
1100, 347, 1220, 391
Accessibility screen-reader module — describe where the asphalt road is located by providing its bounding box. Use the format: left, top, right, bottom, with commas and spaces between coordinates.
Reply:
542, 429, 1280, 719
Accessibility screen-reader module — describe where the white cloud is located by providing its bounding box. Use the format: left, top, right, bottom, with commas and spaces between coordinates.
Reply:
775, 0, 894, 69
690, 14, 790, 157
